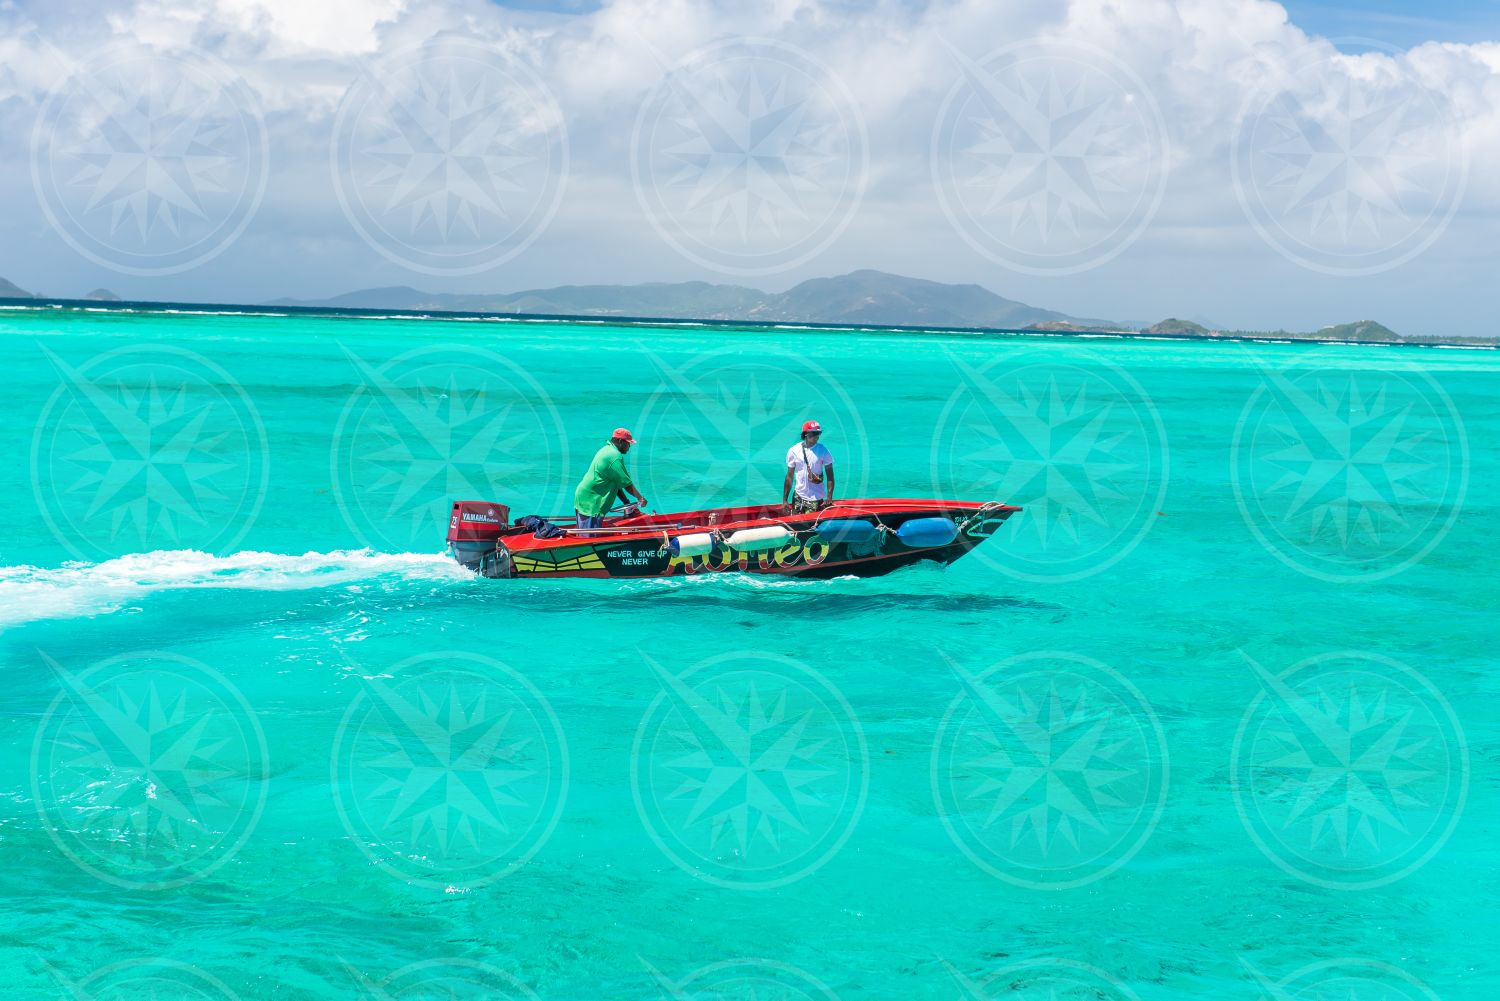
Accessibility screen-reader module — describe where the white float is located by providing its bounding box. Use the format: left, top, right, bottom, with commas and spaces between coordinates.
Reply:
723, 526, 794, 551
667, 532, 716, 556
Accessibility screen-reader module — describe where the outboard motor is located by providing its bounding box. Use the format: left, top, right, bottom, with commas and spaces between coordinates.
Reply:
447, 500, 512, 576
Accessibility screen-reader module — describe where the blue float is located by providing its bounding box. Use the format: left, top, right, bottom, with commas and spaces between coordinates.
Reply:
814, 519, 879, 545
896, 517, 958, 548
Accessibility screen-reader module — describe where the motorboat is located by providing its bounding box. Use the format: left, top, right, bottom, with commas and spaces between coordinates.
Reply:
446, 498, 1020, 579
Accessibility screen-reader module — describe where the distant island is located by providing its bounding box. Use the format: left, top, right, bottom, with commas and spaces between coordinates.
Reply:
0, 277, 111, 301
1144, 318, 1212, 336
270, 269, 1125, 332
0, 275, 33, 298
1142, 317, 1406, 342
0, 269, 1492, 347
270, 270, 1488, 345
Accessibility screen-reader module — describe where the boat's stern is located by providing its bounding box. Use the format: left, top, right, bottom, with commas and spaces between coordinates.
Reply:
446, 500, 514, 577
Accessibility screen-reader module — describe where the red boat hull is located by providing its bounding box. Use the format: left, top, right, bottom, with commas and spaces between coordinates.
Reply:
447, 498, 1019, 580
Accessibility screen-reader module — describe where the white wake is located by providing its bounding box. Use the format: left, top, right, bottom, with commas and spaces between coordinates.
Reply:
0, 548, 467, 627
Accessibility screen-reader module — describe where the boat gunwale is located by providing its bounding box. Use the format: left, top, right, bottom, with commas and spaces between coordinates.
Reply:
504, 498, 1018, 552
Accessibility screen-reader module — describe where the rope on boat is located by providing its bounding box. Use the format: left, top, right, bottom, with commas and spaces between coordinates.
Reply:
956, 501, 1010, 536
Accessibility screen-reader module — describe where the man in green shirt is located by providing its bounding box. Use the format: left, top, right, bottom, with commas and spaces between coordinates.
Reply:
573, 427, 648, 529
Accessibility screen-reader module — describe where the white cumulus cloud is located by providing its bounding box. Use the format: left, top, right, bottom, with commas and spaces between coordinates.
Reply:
0, 0, 1497, 335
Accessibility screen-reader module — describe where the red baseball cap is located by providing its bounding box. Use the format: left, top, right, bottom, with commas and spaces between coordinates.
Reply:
612, 427, 636, 443
802, 420, 822, 434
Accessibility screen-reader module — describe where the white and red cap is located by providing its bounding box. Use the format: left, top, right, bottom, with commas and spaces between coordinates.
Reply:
801, 420, 822, 435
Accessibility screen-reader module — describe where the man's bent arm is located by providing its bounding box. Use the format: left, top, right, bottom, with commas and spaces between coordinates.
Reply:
619, 478, 647, 507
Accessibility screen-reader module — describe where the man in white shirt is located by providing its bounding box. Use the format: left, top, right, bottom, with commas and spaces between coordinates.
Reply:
783, 419, 836, 513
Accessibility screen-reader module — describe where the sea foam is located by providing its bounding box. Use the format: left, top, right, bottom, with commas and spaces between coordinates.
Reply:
0, 548, 466, 627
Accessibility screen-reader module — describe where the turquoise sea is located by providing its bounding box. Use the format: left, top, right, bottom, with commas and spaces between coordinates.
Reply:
0, 305, 1495, 1000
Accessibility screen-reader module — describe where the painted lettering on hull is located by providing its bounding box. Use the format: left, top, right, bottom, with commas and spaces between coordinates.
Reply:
667, 540, 830, 575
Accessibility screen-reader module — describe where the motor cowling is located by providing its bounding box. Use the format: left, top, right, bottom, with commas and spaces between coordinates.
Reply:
447, 500, 512, 544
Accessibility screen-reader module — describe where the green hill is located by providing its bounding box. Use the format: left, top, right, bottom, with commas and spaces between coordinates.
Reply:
1137, 317, 1414, 343
1317, 320, 1402, 342
1145, 318, 1212, 336
760, 270, 1100, 329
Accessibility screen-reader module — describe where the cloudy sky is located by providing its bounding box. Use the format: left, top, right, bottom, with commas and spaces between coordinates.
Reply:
1, 0, 1497, 336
